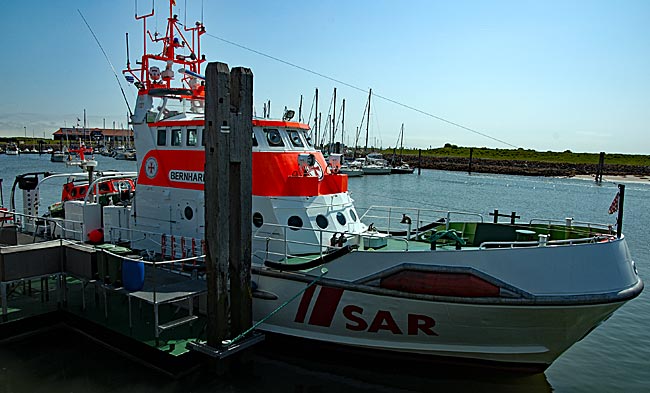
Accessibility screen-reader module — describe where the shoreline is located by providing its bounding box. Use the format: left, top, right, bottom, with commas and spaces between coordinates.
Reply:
401, 155, 650, 181
570, 174, 650, 184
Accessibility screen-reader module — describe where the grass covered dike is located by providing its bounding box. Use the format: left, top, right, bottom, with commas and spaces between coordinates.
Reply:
383, 144, 650, 177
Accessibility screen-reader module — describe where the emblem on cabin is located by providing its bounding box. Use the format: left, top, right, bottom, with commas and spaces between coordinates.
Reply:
145, 157, 159, 179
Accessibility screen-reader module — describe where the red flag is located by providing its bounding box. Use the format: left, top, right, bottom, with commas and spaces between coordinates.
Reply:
608, 192, 619, 214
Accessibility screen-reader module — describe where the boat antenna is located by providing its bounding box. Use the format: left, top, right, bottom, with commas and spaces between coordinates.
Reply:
126, 33, 131, 69
78, 9, 133, 117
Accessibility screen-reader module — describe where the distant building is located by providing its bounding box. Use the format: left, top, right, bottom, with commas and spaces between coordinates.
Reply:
52, 127, 133, 145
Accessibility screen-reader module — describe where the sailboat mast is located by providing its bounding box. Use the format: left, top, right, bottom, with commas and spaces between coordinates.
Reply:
331, 87, 336, 153
364, 88, 372, 152
400, 123, 404, 158
314, 88, 319, 149
341, 98, 345, 152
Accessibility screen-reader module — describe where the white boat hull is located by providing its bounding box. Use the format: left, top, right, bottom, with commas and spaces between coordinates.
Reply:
251, 238, 641, 368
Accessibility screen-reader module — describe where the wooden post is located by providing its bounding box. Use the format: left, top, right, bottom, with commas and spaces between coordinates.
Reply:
418, 149, 422, 175
228, 67, 253, 337
468, 148, 473, 174
204, 62, 253, 349
596, 152, 605, 183
205, 62, 231, 347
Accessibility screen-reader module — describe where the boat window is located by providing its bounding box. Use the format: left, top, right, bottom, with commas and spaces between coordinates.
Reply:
171, 129, 182, 146
264, 129, 284, 147
287, 130, 304, 147
287, 216, 303, 231
201, 128, 205, 146
98, 183, 110, 192
349, 209, 357, 222
336, 212, 346, 225
252, 131, 258, 147
253, 212, 263, 227
79, 186, 87, 195
301, 130, 313, 147
157, 129, 167, 146
316, 214, 329, 229
187, 128, 198, 146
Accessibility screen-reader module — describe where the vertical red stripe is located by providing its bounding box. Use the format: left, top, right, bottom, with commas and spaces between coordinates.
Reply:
308, 287, 344, 327
294, 284, 317, 323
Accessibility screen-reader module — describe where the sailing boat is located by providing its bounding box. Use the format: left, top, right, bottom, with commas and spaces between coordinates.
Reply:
360, 89, 391, 175
390, 123, 415, 174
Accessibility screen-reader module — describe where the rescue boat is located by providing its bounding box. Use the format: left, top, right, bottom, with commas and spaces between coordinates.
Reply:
13, 0, 641, 370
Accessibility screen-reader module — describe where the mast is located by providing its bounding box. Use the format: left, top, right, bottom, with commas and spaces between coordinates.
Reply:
331, 87, 336, 153
399, 123, 404, 159
298, 94, 303, 123
314, 88, 319, 149
341, 98, 345, 153
364, 88, 372, 152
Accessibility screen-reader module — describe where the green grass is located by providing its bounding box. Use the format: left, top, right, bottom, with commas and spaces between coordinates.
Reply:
383, 145, 650, 166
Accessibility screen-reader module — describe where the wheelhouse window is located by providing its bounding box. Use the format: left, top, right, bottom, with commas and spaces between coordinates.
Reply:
171, 129, 182, 146
264, 129, 284, 147
302, 130, 313, 147
252, 131, 258, 147
157, 129, 166, 146
287, 130, 304, 147
187, 128, 198, 146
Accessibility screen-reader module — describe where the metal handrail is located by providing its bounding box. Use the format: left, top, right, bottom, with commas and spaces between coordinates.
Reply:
479, 235, 613, 249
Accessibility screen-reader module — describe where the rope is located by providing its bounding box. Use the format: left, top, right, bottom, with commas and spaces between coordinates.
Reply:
222, 267, 329, 346
205, 33, 518, 149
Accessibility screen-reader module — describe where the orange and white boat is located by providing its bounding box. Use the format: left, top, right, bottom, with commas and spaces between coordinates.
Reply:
12, 0, 642, 370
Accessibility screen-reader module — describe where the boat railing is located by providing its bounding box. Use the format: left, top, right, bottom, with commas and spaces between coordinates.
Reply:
0, 210, 84, 242
252, 222, 351, 264
528, 218, 613, 232
478, 234, 614, 250
358, 205, 483, 237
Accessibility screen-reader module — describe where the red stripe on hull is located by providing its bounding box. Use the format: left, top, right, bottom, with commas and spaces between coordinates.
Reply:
294, 285, 317, 323
308, 287, 345, 327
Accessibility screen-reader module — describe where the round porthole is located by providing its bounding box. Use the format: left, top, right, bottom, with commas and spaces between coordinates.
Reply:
184, 206, 194, 220
253, 212, 264, 227
336, 212, 346, 225
349, 209, 357, 222
316, 214, 329, 229
288, 216, 303, 231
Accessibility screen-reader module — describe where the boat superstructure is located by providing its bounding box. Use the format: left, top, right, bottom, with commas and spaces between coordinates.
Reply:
6, 0, 642, 370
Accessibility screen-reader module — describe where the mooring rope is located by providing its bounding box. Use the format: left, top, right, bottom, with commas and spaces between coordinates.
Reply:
222, 267, 329, 346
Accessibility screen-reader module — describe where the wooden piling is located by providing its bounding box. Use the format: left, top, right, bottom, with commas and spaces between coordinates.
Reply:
418, 149, 422, 175
595, 152, 605, 183
468, 148, 473, 174
204, 62, 253, 348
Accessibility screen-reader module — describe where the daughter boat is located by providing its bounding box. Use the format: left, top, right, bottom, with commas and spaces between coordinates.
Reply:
10, 1, 642, 370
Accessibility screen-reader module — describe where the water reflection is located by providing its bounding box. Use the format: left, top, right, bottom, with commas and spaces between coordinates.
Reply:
0, 327, 551, 393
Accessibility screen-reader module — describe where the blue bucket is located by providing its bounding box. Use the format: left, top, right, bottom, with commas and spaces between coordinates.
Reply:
122, 256, 144, 291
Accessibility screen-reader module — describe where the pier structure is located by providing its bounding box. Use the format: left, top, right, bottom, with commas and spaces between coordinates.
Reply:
0, 61, 260, 375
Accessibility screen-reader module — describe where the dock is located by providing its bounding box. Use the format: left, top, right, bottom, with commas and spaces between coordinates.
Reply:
0, 224, 240, 375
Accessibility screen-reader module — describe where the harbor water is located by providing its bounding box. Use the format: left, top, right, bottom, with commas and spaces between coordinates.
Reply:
0, 154, 648, 392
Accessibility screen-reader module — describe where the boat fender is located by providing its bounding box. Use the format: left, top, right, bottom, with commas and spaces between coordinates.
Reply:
87, 228, 104, 244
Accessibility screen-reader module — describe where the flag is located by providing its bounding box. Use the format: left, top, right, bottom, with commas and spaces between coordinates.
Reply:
608, 192, 620, 214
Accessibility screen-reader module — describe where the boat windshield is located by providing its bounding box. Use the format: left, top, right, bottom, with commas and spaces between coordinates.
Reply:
152, 97, 205, 121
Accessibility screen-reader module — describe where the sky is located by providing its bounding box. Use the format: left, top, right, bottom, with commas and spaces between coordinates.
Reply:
2, 0, 649, 154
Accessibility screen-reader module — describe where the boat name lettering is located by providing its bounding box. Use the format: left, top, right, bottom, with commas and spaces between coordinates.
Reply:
169, 170, 204, 184
342, 305, 438, 336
